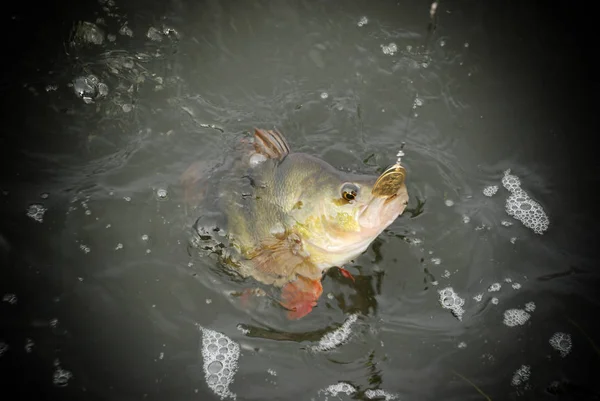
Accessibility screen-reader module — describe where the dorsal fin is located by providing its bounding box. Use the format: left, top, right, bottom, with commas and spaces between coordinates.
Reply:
253, 128, 290, 160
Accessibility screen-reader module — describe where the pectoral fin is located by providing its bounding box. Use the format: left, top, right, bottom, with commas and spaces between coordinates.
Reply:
253, 128, 290, 160
280, 275, 323, 320
246, 232, 321, 285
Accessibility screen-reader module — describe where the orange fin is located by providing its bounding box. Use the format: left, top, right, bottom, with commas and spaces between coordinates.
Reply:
337, 267, 355, 282
280, 276, 323, 320
247, 233, 321, 285
253, 128, 290, 160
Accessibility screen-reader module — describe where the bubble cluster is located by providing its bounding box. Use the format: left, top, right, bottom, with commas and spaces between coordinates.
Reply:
2, 293, 17, 304
365, 389, 398, 400
311, 314, 358, 352
27, 204, 47, 223
381, 42, 398, 55
473, 293, 483, 302
72, 21, 105, 45
503, 309, 530, 327
438, 287, 465, 320
147, 26, 163, 41
25, 338, 34, 353
444, 199, 454, 207
319, 382, 356, 397
512, 283, 521, 290
488, 283, 501, 292
156, 188, 168, 200
72, 75, 109, 104
502, 169, 549, 234
357, 16, 368, 27
511, 365, 531, 386
200, 327, 240, 400
524, 301, 536, 312
458, 342, 467, 349
549, 332, 572, 357
53, 366, 73, 387
483, 185, 498, 197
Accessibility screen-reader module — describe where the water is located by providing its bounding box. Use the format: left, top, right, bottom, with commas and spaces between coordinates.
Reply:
1, 0, 599, 400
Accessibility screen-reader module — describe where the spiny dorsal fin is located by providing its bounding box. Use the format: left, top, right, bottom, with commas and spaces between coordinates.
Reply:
253, 128, 290, 160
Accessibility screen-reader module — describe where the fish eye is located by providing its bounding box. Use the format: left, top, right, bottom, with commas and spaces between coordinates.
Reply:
341, 183, 359, 202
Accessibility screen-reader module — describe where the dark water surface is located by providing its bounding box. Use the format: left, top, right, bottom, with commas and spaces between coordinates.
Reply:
1, 0, 599, 400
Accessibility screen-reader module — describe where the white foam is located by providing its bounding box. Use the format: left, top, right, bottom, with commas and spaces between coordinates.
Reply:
319, 382, 356, 397
483, 185, 498, 197
311, 314, 358, 352
549, 332, 572, 357
524, 301, 536, 312
502, 169, 549, 234
199, 327, 240, 400
503, 309, 530, 327
27, 204, 46, 223
365, 389, 398, 400
438, 287, 465, 320
381, 43, 398, 55
2, 293, 17, 304
511, 365, 531, 386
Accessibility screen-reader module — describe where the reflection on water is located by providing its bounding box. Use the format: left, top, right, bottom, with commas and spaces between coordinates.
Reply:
1, 0, 599, 400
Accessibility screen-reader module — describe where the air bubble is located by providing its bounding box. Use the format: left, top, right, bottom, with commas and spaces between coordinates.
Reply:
156, 188, 168, 199
549, 332, 572, 357
503, 309, 530, 327
319, 382, 356, 397
311, 314, 358, 352
511, 365, 531, 386
444, 199, 454, 207
502, 170, 549, 234
27, 204, 46, 223
208, 361, 223, 374
357, 16, 368, 27
365, 389, 398, 400
2, 293, 17, 304
381, 42, 397, 55
320, 92, 329, 99
483, 185, 498, 197
200, 327, 239, 399
438, 287, 465, 320
53, 367, 73, 387
147, 27, 163, 41
0, 342, 8, 357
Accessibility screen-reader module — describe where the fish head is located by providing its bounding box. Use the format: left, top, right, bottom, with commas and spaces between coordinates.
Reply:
281, 156, 409, 267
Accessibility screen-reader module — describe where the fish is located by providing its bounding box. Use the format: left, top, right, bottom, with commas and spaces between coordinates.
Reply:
182, 128, 409, 319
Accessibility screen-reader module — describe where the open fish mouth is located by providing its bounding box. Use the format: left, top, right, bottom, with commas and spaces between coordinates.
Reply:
372, 164, 406, 199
